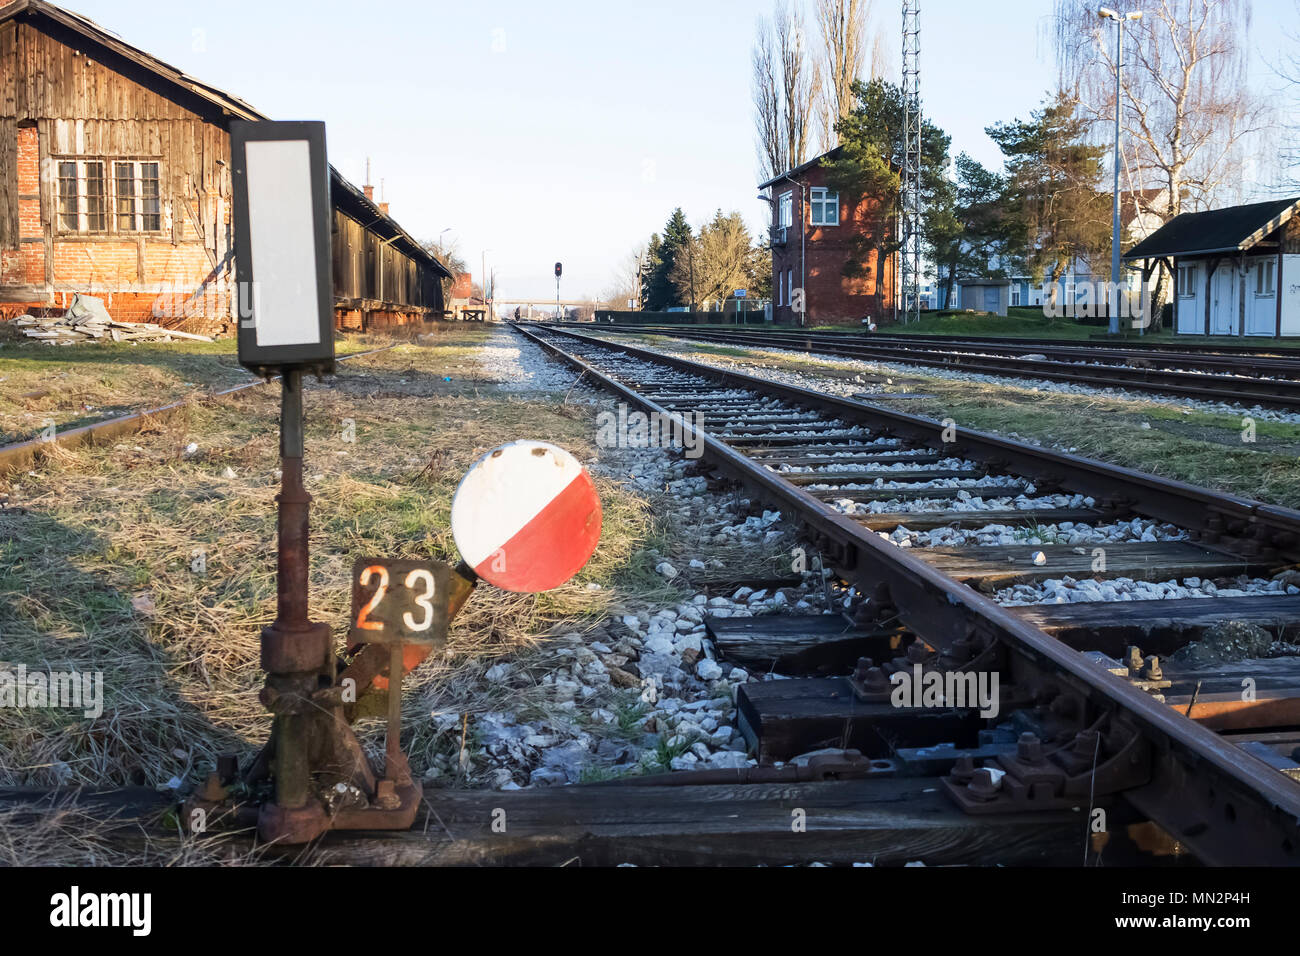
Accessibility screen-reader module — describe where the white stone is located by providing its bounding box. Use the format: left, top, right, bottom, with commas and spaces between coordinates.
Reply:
696, 659, 724, 681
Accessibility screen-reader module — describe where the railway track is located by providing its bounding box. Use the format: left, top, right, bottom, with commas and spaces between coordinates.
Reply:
514, 321, 1300, 865
552, 323, 1300, 411
866, 330, 1300, 358
0, 344, 397, 477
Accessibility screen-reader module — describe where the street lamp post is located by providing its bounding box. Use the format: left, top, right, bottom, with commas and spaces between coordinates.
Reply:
1099, 7, 1142, 336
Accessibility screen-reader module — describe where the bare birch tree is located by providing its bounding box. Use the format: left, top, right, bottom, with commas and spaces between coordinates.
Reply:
816, 0, 869, 126
1053, 0, 1268, 217
1270, 1, 1300, 187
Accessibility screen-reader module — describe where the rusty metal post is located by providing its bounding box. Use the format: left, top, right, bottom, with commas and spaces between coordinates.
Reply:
258, 369, 333, 843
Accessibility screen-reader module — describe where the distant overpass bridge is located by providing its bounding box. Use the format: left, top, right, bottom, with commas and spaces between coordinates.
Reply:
495, 300, 601, 319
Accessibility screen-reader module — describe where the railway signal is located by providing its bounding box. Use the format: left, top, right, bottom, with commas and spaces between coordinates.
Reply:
555, 261, 563, 320
451, 440, 601, 592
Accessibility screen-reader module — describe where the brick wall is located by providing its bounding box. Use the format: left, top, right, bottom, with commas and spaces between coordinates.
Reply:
3, 122, 233, 334
15, 124, 45, 287
769, 163, 896, 326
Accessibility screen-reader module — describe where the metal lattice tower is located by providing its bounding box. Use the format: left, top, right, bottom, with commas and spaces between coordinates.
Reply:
901, 0, 922, 323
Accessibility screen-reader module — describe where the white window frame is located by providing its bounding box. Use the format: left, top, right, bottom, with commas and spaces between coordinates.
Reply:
1256, 259, 1276, 297
809, 187, 839, 226
1177, 264, 1196, 297
777, 270, 785, 306
787, 268, 794, 308
1009, 285, 1021, 307
56, 156, 163, 235
778, 191, 793, 229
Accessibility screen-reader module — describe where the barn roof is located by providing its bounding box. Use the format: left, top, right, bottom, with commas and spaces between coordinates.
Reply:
0, 0, 451, 278
1124, 197, 1300, 260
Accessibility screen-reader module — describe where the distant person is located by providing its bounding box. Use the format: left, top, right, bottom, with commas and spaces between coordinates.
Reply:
861, 317, 878, 332
514, 306, 521, 321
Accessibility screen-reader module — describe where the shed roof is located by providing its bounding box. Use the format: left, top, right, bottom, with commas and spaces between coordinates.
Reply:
1124, 197, 1300, 261
0, 0, 450, 278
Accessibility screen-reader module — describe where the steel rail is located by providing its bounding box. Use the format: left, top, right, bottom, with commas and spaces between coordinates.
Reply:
588, 324, 1300, 359
560, 323, 1300, 377
0, 344, 397, 476
859, 330, 1300, 358
557, 323, 1300, 409
514, 321, 1300, 865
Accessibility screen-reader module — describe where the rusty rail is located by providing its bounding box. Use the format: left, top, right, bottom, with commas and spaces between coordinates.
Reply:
551, 322, 1300, 410
513, 321, 1300, 866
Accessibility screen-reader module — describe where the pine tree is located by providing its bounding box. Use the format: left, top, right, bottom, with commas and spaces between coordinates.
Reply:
986, 93, 1110, 307
643, 209, 693, 311
823, 79, 951, 319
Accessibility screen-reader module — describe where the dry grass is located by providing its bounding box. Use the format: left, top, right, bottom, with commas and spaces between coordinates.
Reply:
0, 335, 391, 444
0, 800, 288, 866
0, 328, 661, 795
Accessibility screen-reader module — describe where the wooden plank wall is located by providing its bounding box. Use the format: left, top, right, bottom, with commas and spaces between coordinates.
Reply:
0, 21, 21, 249
332, 208, 444, 312
3, 18, 443, 319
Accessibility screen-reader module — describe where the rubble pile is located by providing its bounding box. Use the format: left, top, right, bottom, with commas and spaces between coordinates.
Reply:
9, 294, 212, 345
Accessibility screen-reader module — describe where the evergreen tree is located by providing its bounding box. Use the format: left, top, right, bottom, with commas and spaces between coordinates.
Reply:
930, 154, 1020, 309
986, 93, 1109, 307
639, 234, 663, 310
823, 79, 951, 318
643, 208, 693, 310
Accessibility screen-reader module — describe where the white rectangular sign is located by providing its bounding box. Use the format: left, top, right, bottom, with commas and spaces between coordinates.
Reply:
245, 139, 321, 347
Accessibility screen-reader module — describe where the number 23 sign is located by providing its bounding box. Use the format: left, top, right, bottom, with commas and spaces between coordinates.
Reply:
348, 558, 451, 648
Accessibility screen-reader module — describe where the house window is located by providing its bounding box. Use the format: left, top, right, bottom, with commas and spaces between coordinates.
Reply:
778, 191, 793, 230
1177, 264, 1196, 296
810, 187, 839, 226
1256, 260, 1276, 296
787, 269, 794, 308
56, 157, 162, 234
777, 270, 784, 306
1009, 285, 1021, 307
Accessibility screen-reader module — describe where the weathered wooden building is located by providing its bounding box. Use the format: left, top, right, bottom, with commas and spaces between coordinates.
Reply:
0, 0, 448, 335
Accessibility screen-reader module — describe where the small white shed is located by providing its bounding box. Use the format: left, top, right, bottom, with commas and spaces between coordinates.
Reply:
1124, 197, 1300, 337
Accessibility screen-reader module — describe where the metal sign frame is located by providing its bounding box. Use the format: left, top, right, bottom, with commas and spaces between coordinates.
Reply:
231, 120, 336, 374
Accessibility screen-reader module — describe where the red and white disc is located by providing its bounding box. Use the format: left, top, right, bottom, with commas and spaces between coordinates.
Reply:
451, 440, 602, 593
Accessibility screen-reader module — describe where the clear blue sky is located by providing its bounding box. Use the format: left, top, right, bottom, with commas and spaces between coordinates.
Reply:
64, 0, 1295, 299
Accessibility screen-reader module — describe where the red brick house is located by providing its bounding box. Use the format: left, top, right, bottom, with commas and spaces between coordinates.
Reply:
0, 0, 449, 335
759, 146, 896, 326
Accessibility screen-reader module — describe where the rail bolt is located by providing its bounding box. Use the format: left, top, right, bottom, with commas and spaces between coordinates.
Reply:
1142, 656, 1163, 681
966, 768, 1001, 801
1017, 733, 1044, 764
862, 666, 891, 694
